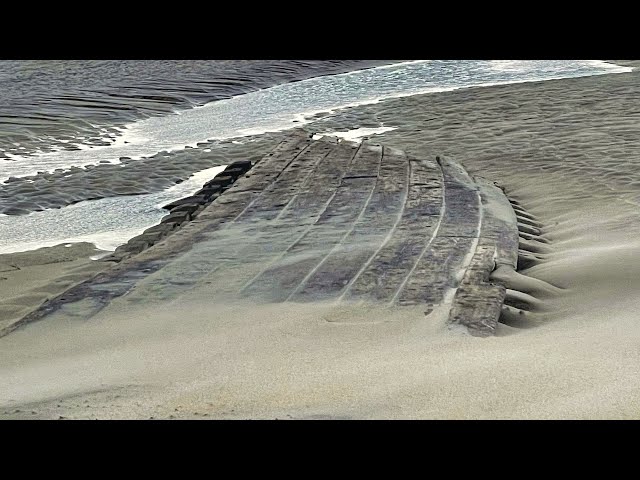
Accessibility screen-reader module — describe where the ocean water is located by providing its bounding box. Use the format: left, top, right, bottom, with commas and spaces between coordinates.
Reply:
0, 60, 632, 254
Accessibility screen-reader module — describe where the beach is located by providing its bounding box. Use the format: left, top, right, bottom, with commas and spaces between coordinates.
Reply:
2, 61, 640, 419
0, 243, 107, 333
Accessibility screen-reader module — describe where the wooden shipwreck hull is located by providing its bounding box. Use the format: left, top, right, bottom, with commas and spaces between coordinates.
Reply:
3, 131, 521, 337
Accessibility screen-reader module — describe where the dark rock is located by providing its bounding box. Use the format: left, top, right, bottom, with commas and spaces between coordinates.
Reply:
170, 203, 201, 215
205, 175, 234, 187
194, 187, 221, 200
227, 160, 252, 173
223, 167, 245, 179
162, 195, 207, 210
205, 193, 220, 203
143, 224, 175, 236
161, 211, 190, 226
130, 232, 163, 246
113, 237, 150, 258
123, 241, 149, 254
199, 181, 223, 192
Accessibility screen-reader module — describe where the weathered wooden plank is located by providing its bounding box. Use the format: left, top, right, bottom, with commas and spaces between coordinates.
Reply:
396, 236, 475, 306
476, 178, 519, 269
243, 175, 380, 301
345, 157, 444, 302
234, 137, 337, 223
448, 245, 506, 336
291, 147, 408, 301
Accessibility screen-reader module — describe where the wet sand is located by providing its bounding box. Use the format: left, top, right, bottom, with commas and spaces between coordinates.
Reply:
0, 60, 391, 161
2, 63, 640, 419
0, 133, 283, 214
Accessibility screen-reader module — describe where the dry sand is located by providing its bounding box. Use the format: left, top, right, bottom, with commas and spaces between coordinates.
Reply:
3, 62, 640, 419
0, 243, 108, 335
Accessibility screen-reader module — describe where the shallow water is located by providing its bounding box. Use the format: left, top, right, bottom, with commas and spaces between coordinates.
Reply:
0, 165, 227, 254
0, 60, 632, 254
1, 61, 630, 182
0, 60, 390, 161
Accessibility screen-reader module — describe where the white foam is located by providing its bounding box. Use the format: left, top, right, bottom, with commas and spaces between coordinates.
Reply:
313, 126, 397, 143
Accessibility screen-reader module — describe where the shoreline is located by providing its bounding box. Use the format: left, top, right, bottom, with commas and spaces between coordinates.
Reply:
1, 62, 631, 253
3, 63, 640, 418
0, 60, 396, 163
1, 61, 626, 185
0, 158, 255, 335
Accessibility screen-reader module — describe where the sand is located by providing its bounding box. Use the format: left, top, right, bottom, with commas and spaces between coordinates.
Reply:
0, 243, 108, 335
2, 62, 640, 419
0, 60, 391, 162
0, 133, 283, 215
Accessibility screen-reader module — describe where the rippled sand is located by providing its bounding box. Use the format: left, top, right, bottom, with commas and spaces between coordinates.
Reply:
2, 63, 640, 419
0, 60, 390, 160
0, 134, 283, 215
